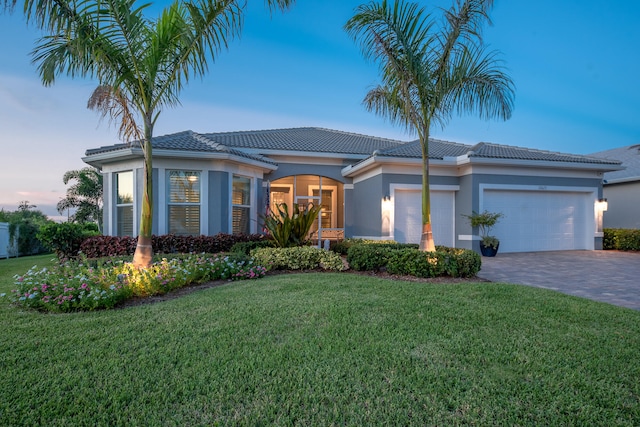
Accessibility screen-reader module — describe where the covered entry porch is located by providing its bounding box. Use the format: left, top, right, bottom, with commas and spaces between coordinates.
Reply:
267, 175, 345, 243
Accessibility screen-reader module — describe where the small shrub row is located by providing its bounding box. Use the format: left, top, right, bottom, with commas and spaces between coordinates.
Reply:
252, 246, 346, 271
79, 233, 267, 258
4, 253, 266, 312
603, 228, 640, 251
230, 239, 276, 255
346, 244, 481, 278
332, 238, 418, 255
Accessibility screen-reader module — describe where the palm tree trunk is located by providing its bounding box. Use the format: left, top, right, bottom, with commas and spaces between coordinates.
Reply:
419, 131, 436, 252
132, 124, 154, 268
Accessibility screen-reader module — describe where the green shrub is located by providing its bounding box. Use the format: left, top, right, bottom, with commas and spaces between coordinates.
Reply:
332, 238, 417, 255
603, 228, 640, 251
346, 242, 481, 278
346, 244, 391, 271
386, 249, 446, 277
4, 253, 268, 312
251, 246, 345, 271
262, 203, 322, 247
37, 222, 100, 260
231, 240, 276, 255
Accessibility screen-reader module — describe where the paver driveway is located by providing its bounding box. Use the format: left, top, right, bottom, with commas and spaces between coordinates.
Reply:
476, 250, 640, 310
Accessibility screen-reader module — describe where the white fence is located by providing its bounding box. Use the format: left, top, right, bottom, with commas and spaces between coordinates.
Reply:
0, 222, 18, 258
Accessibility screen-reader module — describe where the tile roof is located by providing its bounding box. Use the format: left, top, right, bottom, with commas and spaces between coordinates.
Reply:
375, 138, 471, 159
85, 130, 277, 165
201, 127, 406, 155
590, 144, 640, 181
84, 127, 621, 168
466, 142, 621, 165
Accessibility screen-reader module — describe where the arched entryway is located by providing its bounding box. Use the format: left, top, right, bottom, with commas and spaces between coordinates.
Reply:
268, 175, 344, 241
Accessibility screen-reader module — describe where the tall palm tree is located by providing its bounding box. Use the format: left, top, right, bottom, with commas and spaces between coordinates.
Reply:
6, 0, 294, 267
57, 167, 103, 231
345, 0, 515, 251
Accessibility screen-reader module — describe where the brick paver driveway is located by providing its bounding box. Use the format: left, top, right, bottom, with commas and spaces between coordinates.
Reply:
476, 250, 640, 310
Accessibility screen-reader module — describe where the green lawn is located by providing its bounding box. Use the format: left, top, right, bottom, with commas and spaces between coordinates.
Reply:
1, 254, 639, 425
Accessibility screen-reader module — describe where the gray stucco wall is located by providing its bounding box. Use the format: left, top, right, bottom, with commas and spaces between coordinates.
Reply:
351, 175, 384, 238
133, 168, 159, 235
455, 174, 474, 250
604, 181, 640, 229
208, 171, 230, 234
265, 163, 349, 183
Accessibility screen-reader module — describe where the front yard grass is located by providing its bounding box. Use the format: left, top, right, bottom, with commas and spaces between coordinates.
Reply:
1, 254, 639, 425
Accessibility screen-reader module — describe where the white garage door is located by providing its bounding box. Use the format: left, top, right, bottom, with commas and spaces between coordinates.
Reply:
483, 190, 594, 253
394, 190, 455, 247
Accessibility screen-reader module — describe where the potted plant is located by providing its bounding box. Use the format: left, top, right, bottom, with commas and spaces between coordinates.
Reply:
462, 210, 504, 257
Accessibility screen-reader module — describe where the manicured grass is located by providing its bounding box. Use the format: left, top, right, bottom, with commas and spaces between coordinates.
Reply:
1, 255, 640, 425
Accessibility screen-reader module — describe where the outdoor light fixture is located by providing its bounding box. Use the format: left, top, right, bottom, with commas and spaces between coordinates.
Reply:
383, 195, 390, 202
598, 198, 608, 212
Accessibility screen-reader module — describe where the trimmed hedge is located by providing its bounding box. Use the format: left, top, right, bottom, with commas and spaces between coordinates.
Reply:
346, 243, 481, 278
332, 238, 418, 255
79, 233, 267, 258
251, 246, 346, 271
603, 228, 640, 251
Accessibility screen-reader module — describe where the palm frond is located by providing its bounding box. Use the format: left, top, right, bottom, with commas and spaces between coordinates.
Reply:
88, 85, 143, 143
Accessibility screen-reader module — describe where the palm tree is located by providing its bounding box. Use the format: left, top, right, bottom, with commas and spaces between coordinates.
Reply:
5, 0, 294, 267
57, 167, 103, 232
345, 0, 514, 251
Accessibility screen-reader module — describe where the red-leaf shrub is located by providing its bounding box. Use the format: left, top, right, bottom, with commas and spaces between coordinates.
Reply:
79, 233, 267, 259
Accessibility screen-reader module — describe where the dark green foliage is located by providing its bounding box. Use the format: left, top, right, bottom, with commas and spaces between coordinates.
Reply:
346, 244, 394, 271
37, 222, 100, 260
230, 239, 276, 255
0, 203, 52, 256
386, 249, 446, 277
79, 233, 267, 258
603, 228, 640, 251
346, 242, 481, 278
262, 203, 322, 247
332, 238, 418, 255
57, 167, 103, 232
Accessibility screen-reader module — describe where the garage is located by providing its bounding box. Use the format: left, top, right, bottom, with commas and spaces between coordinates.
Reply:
394, 189, 455, 247
482, 189, 595, 253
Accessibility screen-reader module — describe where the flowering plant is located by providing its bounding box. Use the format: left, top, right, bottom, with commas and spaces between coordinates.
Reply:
4, 253, 267, 312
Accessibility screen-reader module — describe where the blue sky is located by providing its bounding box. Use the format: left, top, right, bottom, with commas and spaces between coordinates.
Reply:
1, 0, 639, 219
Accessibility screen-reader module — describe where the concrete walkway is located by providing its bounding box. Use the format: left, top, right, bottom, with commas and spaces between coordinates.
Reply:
476, 250, 640, 310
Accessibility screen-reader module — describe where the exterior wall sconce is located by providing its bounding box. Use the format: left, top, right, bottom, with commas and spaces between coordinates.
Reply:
598, 198, 608, 212
383, 195, 391, 202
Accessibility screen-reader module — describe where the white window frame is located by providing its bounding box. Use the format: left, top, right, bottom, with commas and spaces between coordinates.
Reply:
167, 170, 202, 236
115, 170, 135, 237
308, 185, 338, 228
231, 174, 254, 234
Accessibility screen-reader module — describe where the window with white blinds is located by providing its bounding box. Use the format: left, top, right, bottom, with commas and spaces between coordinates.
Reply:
116, 171, 134, 237
168, 170, 201, 235
232, 175, 251, 235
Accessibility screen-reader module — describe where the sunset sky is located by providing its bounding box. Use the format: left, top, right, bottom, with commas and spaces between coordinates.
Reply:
1, 0, 638, 220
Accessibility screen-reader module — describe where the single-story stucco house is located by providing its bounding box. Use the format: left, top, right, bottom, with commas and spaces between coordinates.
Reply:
590, 144, 640, 229
83, 127, 622, 253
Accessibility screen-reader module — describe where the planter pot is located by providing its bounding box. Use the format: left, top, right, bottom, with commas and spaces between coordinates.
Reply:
480, 242, 499, 257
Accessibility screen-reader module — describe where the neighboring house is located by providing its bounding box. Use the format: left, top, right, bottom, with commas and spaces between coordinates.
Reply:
590, 144, 640, 229
83, 127, 622, 253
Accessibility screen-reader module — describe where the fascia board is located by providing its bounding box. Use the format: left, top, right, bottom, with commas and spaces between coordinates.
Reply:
460, 156, 624, 172
82, 148, 140, 167
342, 156, 455, 177
605, 176, 640, 185
238, 148, 370, 161
83, 148, 278, 172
